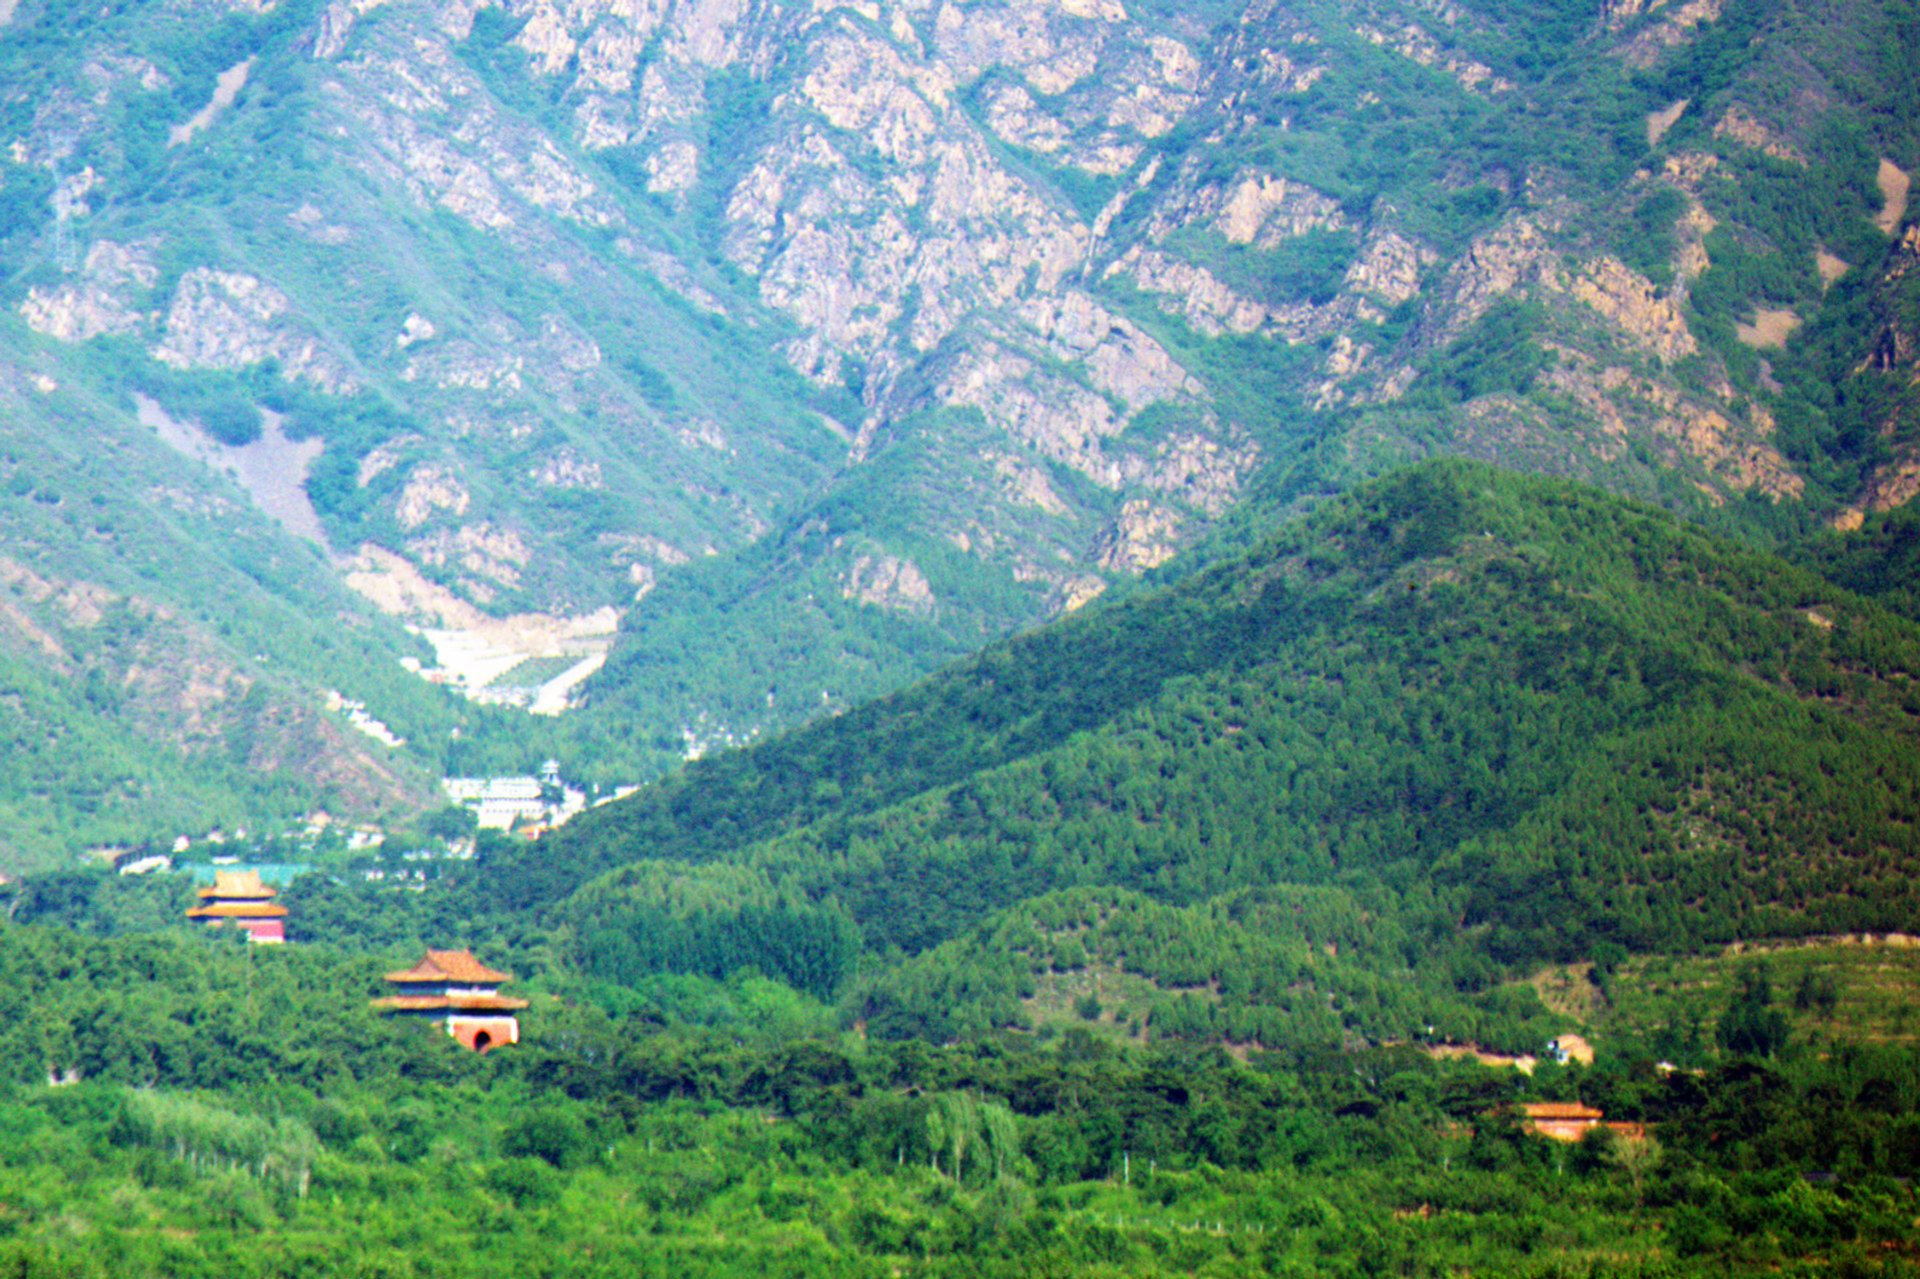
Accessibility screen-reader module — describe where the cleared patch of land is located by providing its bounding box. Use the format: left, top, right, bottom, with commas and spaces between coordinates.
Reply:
1645, 98, 1688, 146
1021, 962, 1180, 1043
135, 394, 328, 547
1878, 158, 1910, 236
1596, 939, 1920, 1052
1735, 306, 1800, 348
342, 544, 618, 712
1422, 1042, 1538, 1073
1816, 246, 1850, 286
1530, 962, 1604, 1021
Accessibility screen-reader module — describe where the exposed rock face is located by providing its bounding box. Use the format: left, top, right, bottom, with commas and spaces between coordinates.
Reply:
1093, 499, 1181, 572
10, 0, 1901, 786
1346, 232, 1432, 305
409, 520, 531, 591
1713, 106, 1805, 165
19, 240, 156, 341
1401, 213, 1557, 357
394, 464, 471, 530
152, 269, 356, 391
1108, 246, 1281, 337
981, 82, 1069, 153
1843, 451, 1920, 528
991, 452, 1070, 515
395, 312, 436, 348
1050, 574, 1108, 614
841, 552, 935, 614
1615, 0, 1724, 68
1568, 257, 1698, 362
534, 448, 605, 489
1110, 222, 1434, 347
1878, 160, 1911, 237
329, 19, 622, 240
1143, 158, 1345, 246
1354, 20, 1512, 93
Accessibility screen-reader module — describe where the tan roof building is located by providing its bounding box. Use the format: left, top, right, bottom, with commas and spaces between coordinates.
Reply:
373, 949, 526, 1052
185, 870, 288, 943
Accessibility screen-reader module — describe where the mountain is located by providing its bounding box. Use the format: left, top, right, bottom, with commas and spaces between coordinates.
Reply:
3, 0, 1918, 853
509, 461, 1920, 1045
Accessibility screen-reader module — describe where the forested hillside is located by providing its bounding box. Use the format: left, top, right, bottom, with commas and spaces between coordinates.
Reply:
501, 464, 1920, 1048
0, 853, 1918, 1277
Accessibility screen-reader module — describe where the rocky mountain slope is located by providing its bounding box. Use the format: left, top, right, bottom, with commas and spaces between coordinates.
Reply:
1, 0, 1917, 852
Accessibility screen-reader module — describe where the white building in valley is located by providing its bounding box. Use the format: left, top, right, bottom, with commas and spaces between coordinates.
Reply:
442, 760, 585, 831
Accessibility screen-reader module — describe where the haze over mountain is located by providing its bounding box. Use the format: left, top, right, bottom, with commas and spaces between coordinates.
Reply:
2, 0, 1918, 857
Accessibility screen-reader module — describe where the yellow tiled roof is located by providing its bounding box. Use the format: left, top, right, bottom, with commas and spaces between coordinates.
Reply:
383, 949, 513, 985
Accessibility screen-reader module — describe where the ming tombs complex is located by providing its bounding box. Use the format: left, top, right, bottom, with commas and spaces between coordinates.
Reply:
373, 949, 527, 1052
184, 869, 288, 944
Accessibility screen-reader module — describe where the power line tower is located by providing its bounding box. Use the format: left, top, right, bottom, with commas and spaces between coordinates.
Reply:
48, 135, 78, 275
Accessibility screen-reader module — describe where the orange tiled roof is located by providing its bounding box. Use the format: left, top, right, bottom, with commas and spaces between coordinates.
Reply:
383, 949, 513, 985
187, 901, 290, 919
371, 994, 530, 1012
1521, 1102, 1604, 1120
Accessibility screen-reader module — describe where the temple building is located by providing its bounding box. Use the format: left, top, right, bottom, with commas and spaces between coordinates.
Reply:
372, 949, 527, 1052
185, 869, 289, 943
1520, 1102, 1648, 1143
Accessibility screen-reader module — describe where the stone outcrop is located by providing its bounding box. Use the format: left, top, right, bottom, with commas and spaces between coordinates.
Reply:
394, 464, 471, 530
1539, 351, 1802, 502
328, 18, 622, 241
409, 521, 532, 592
151, 269, 356, 391
1568, 257, 1698, 363
841, 552, 935, 614
1143, 158, 1346, 247
19, 240, 156, 341
1616, 0, 1724, 69
1712, 106, 1805, 165
1093, 499, 1181, 572
1354, 20, 1512, 93
12, 0, 1883, 775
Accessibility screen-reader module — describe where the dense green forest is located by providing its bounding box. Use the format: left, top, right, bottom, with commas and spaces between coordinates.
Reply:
0, 913, 1918, 1276
468, 464, 1920, 1044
